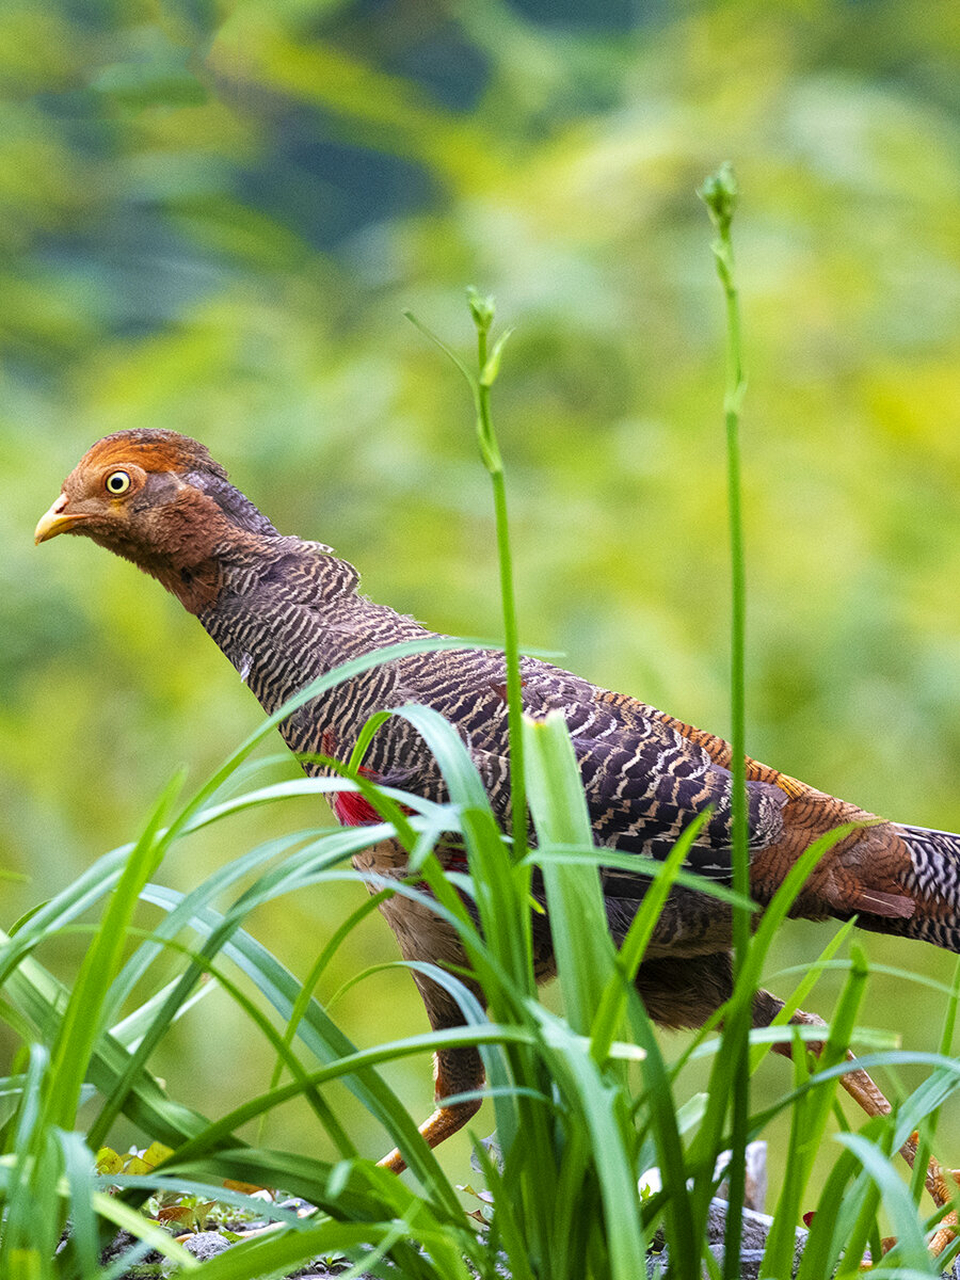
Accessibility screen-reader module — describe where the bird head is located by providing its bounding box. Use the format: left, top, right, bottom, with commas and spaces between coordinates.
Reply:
35, 429, 277, 613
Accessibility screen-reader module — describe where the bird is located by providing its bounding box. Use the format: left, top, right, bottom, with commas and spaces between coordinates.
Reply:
34, 428, 960, 1197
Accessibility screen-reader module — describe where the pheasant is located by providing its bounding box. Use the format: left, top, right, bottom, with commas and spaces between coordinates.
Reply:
35, 429, 960, 1198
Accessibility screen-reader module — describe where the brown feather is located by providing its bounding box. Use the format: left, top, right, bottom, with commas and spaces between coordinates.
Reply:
81, 429, 227, 478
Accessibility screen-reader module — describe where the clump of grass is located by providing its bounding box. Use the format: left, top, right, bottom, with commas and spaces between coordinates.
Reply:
2, 171, 960, 1280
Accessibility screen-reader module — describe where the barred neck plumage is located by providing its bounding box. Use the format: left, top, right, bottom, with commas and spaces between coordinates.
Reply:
195, 531, 427, 744
211, 531, 361, 602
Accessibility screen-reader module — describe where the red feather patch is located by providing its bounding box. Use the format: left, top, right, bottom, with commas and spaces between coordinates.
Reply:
330, 788, 382, 827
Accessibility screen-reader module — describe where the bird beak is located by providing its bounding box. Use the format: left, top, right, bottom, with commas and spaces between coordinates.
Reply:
34, 494, 87, 544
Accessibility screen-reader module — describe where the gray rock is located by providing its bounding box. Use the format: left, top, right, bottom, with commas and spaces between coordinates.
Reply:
714, 1141, 768, 1213
160, 1231, 232, 1275
650, 1197, 808, 1279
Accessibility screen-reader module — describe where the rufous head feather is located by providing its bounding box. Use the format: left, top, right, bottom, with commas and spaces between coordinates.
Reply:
35, 429, 275, 613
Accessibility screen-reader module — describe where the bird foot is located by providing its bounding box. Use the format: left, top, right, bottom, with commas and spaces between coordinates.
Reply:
928, 1214, 958, 1263
908, 1139, 960, 1260
377, 1098, 483, 1175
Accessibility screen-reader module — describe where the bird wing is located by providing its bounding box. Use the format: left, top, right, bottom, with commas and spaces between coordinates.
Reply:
354, 647, 791, 888
523, 677, 790, 884
553, 684, 919, 925
394, 654, 793, 884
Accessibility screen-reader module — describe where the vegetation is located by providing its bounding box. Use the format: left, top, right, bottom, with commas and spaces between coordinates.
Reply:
3, 200, 960, 1278
4, 0, 960, 1274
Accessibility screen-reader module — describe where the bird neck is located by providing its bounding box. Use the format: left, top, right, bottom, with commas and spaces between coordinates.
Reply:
196, 533, 386, 723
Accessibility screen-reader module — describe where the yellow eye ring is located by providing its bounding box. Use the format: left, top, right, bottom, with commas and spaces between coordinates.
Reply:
105, 470, 131, 495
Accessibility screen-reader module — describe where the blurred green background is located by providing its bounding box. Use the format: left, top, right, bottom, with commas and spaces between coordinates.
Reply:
3, 0, 960, 1199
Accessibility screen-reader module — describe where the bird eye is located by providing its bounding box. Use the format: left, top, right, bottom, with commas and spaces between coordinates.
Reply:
105, 470, 131, 495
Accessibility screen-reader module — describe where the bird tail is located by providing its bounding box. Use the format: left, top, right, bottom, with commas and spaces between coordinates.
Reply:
858, 823, 960, 952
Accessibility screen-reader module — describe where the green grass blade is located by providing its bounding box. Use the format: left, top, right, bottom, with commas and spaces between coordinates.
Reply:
910, 954, 960, 1205
92, 828, 393, 1145
590, 813, 710, 1066
470, 1138, 537, 1280
3, 946, 211, 1145
689, 825, 852, 1259
352, 702, 536, 1003
109, 971, 217, 1050
701, 162, 750, 1280
95, 932, 358, 1159
108, 826, 371, 1020
58, 1128, 100, 1277
0, 846, 133, 988
623, 986, 700, 1280
104, 1171, 310, 1227
761, 944, 871, 1278
520, 845, 757, 911
0, 1046, 57, 1277
408, 294, 527, 863
749, 918, 858, 1075
264, 887, 392, 1109
834, 1132, 935, 1277
532, 1005, 645, 1280
44, 769, 184, 1131
191, 1216, 469, 1280
157, 1021, 533, 1169
166, 637, 498, 847
523, 711, 616, 1036
137, 883, 466, 1207
795, 1144, 864, 1280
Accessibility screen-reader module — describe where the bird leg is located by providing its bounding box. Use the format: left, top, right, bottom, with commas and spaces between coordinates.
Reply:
378, 1042, 484, 1174
638, 961, 958, 1242
769, 1005, 960, 1251
368, 878, 487, 1174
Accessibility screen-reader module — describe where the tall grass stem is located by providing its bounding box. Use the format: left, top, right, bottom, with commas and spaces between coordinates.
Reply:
700, 160, 750, 1280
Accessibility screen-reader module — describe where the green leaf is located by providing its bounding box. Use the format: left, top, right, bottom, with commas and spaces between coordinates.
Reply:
523, 711, 616, 1037
479, 326, 514, 387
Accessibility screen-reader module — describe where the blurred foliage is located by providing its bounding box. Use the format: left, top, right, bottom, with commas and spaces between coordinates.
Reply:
3, 0, 960, 1198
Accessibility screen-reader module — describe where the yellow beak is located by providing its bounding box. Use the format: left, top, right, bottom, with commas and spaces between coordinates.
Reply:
34, 494, 86, 544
